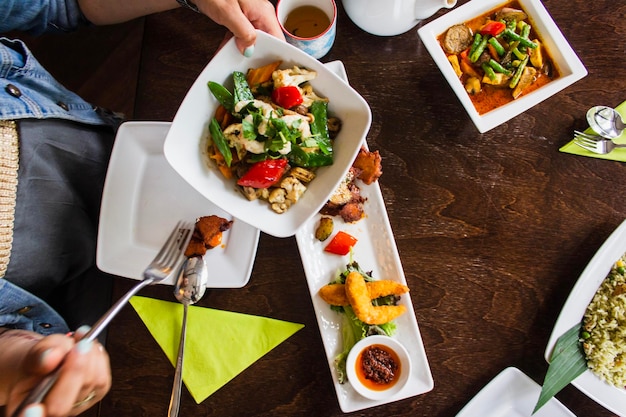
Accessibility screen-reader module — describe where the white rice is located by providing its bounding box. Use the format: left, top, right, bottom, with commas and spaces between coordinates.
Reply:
582, 254, 626, 388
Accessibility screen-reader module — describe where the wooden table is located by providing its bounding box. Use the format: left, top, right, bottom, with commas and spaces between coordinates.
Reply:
20, 0, 626, 415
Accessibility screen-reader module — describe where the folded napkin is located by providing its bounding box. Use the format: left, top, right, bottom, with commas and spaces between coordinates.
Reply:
129, 296, 304, 403
560, 100, 626, 161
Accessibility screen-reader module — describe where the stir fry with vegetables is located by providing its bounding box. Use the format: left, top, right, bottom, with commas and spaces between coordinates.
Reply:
439, 1, 559, 114
206, 61, 342, 214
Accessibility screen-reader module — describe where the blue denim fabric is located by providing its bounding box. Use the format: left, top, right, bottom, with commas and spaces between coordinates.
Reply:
0, 0, 86, 35
0, 0, 111, 126
0, 279, 69, 336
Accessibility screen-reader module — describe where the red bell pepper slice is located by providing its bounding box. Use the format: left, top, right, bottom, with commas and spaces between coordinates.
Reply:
480, 21, 505, 37
237, 159, 288, 189
271, 86, 303, 109
324, 231, 358, 256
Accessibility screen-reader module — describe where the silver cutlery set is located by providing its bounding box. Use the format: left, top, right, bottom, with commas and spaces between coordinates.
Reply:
573, 105, 625, 155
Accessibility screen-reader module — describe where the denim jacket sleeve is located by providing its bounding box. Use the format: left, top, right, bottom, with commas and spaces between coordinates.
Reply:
0, 279, 69, 336
0, 0, 87, 35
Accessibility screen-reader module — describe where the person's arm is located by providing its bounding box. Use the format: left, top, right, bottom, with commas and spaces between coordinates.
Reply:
0, 328, 110, 417
78, 0, 285, 54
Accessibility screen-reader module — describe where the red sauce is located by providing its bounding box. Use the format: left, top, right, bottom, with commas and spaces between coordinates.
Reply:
355, 344, 401, 391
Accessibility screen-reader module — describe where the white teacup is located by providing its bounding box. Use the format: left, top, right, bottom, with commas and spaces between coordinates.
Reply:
342, 0, 457, 36
276, 0, 337, 59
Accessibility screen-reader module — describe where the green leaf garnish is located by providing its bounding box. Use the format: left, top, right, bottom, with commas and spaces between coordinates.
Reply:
533, 323, 588, 414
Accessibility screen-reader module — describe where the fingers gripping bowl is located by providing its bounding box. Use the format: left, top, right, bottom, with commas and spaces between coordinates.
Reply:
164, 31, 372, 237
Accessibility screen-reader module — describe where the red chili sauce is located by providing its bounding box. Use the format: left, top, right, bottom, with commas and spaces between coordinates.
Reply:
355, 344, 401, 390
437, 0, 560, 115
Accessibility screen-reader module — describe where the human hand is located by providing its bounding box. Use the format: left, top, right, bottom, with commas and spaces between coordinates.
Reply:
195, 0, 286, 56
5, 328, 110, 417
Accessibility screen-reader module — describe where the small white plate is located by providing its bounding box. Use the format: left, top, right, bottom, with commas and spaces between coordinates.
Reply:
418, 0, 587, 133
97, 121, 259, 288
456, 367, 575, 417
546, 219, 626, 415
296, 62, 433, 411
164, 30, 371, 238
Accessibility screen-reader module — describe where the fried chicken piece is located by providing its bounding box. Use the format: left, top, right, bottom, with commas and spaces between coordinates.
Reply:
318, 280, 410, 306
184, 215, 233, 257
345, 271, 406, 325
352, 147, 382, 185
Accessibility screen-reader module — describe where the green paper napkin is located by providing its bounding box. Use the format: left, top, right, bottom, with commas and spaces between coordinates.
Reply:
560, 100, 626, 160
129, 296, 304, 403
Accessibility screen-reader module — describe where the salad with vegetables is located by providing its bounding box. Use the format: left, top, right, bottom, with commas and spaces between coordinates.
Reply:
206, 61, 342, 214
439, 1, 558, 114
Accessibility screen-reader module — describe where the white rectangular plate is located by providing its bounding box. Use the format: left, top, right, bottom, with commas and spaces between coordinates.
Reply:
456, 367, 575, 417
296, 61, 433, 412
546, 219, 626, 415
97, 121, 259, 288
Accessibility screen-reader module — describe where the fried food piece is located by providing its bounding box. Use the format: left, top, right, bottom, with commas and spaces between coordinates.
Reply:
185, 215, 233, 257
345, 271, 407, 325
319, 280, 410, 306
352, 147, 382, 185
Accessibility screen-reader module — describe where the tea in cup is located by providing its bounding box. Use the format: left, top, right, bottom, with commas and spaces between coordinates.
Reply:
276, 0, 337, 59
342, 0, 457, 37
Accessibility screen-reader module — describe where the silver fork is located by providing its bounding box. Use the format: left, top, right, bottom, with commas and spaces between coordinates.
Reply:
573, 130, 626, 154
11, 220, 194, 417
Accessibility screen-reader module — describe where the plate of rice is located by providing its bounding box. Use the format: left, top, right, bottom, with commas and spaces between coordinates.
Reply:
546, 219, 626, 415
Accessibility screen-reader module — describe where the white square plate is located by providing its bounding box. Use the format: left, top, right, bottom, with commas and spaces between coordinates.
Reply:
295, 61, 433, 413
456, 367, 575, 417
97, 121, 259, 288
164, 30, 371, 238
418, 0, 587, 133
546, 219, 626, 415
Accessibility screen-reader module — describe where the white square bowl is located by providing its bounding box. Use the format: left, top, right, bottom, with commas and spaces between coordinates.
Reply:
418, 0, 587, 133
163, 31, 372, 238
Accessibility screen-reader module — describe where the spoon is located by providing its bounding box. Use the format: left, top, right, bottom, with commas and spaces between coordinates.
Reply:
586, 105, 626, 139
167, 255, 208, 417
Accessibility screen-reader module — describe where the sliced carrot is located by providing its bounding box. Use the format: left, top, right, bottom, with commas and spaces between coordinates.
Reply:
246, 60, 282, 87
214, 105, 233, 129
487, 44, 499, 60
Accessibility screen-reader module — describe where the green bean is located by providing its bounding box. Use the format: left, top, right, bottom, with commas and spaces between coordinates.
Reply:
509, 55, 529, 88
503, 29, 537, 48
518, 22, 531, 52
468, 33, 483, 58
519, 21, 531, 39
512, 47, 527, 60
488, 59, 512, 76
506, 19, 517, 31
482, 63, 497, 81
470, 36, 489, 62
487, 37, 506, 56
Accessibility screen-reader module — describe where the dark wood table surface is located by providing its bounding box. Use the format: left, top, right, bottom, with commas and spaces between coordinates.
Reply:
12, 0, 626, 416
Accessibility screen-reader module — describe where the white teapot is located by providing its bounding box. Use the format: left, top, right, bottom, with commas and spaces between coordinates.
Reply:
342, 0, 456, 36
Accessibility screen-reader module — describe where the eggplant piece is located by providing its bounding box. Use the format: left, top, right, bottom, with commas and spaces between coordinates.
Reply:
495, 7, 528, 22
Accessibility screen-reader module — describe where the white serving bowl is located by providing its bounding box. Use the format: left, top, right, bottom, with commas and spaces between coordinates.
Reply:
346, 335, 412, 401
164, 31, 371, 238
418, 0, 587, 133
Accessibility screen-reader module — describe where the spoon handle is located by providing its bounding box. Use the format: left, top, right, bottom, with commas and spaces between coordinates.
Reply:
168, 303, 189, 417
